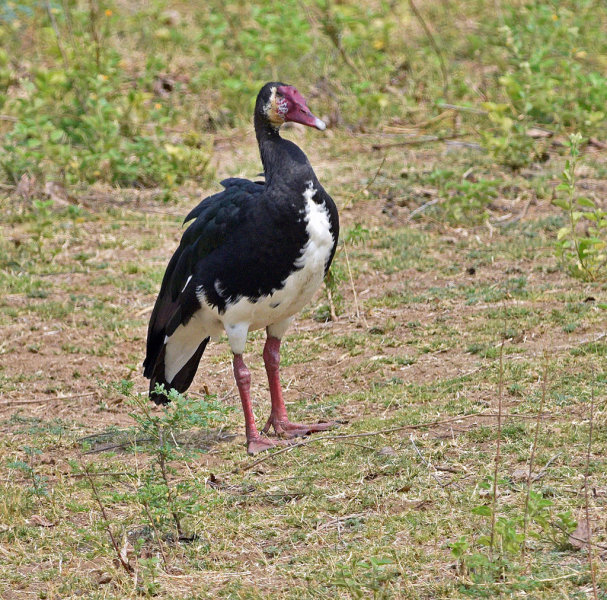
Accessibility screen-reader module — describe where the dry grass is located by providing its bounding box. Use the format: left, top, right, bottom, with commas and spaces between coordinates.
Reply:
1, 130, 606, 598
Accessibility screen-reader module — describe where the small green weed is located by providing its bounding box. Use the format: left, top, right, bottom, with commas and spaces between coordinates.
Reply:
332, 555, 399, 599
553, 133, 607, 280
452, 486, 577, 584
127, 383, 225, 539
78, 380, 226, 580
498, 2, 607, 136
7, 446, 49, 502
480, 102, 536, 170
95, 382, 225, 510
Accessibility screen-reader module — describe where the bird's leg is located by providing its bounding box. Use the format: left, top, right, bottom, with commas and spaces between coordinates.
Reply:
233, 354, 278, 455
261, 336, 334, 438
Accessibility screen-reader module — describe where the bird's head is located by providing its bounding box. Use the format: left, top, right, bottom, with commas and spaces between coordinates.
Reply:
256, 82, 326, 131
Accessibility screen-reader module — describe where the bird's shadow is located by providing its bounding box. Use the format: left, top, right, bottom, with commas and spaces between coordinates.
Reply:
79, 427, 237, 455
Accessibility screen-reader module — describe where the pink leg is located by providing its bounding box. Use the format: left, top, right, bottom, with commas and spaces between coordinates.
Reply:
261, 336, 334, 438
233, 354, 279, 455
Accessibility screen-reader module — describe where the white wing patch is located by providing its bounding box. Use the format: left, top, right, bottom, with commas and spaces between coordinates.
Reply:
164, 311, 207, 382
181, 275, 192, 293
214, 278, 226, 298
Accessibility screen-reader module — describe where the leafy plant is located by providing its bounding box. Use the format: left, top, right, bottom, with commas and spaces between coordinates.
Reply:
497, 3, 607, 136
452, 483, 577, 583
0, 2, 212, 189
81, 379, 226, 572
7, 446, 48, 501
332, 555, 399, 599
480, 102, 536, 170
127, 383, 226, 540
317, 256, 346, 322
473, 1, 607, 168
443, 176, 502, 223
554, 133, 607, 280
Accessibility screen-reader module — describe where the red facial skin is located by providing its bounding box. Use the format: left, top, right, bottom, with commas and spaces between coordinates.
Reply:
277, 85, 326, 130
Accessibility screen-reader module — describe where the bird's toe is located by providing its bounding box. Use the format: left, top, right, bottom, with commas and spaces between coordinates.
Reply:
246, 436, 283, 455
268, 419, 336, 438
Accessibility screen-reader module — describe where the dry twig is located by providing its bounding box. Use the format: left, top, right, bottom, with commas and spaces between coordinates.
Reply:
410, 434, 444, 487
237, 410, 545, 473
45, 0, 69, 69
407, 0, 449, 97
81, 462, 133, 574
325, 283, 338, 321
346, 154, 386, 206
523, 356, 548, 558
372, 134, 460, 150
343, 242, 367, 327
493, 196, 533, 227
490, 339, 505, 553
158, 427, 183, 539
141, 501, 170, 569
437, 103, 487, 115
584, 388, 599, 600
406, 198, 441, 222
531, 452, 561, 482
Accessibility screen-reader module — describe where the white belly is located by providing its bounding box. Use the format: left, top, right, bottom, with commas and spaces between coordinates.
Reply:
222, 250, 328, 331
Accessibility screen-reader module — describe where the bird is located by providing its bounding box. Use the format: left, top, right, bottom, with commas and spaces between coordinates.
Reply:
143, 82, 339, 455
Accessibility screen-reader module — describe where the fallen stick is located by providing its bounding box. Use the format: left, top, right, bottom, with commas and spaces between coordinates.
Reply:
0, 399, 50, 407
372, 134, 461, 150
493, 197, 533, 227
436, 103, 488, 115
406, 198, 441, 222
0, 391, 96, 408
135, 305, 154, 317
81, 462, 134, 575
532, 452, 562, 482
410, 433, 444, 487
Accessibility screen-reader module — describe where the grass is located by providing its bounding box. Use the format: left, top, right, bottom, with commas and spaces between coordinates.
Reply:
1, 0, 607, 597
1, 132, 606, 598
3, 0, 607, 186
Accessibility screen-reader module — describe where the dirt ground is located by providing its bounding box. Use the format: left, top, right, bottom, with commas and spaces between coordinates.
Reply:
1, 132, 606, 598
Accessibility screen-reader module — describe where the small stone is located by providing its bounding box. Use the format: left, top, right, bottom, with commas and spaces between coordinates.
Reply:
569, 520, 590, 550
96, 572, 112, 585
511, 468, 529, 482
160, 9, 181, 26
525, 127, 553, 138
378, 446, 397, 456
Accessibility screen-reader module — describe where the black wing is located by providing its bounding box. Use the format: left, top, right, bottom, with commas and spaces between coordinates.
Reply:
143, 178, 263, 400
318, 184, 339, 276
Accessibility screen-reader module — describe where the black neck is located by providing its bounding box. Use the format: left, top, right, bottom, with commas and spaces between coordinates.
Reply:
254, 113, 281, 185
254, 114, 315, 189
